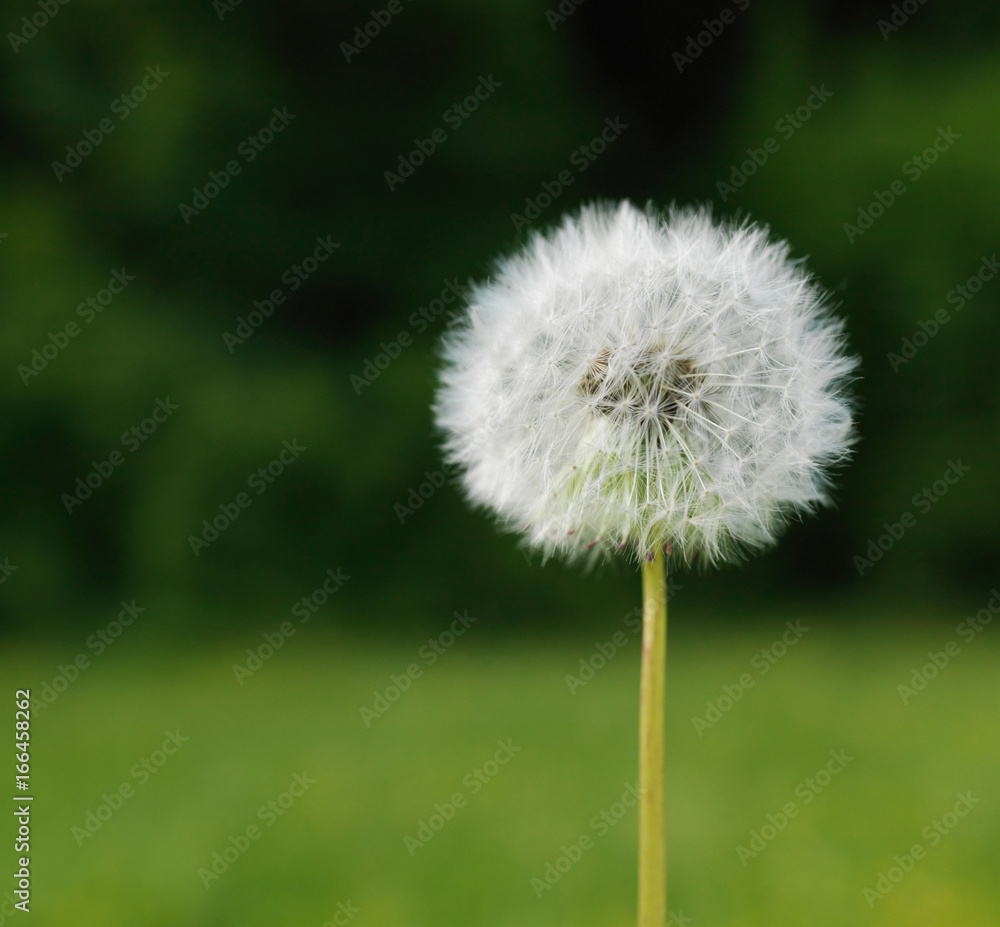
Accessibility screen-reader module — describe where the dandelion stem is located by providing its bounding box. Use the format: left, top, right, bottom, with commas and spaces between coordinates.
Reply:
638, 547, 668, 927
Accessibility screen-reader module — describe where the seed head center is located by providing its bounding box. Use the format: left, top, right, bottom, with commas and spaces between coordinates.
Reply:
579, 348, 703, 427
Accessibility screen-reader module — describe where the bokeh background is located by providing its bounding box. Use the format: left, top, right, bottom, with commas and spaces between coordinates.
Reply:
1, 1, 998, 924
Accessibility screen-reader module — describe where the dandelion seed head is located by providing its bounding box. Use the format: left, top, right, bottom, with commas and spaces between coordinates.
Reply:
434, 201, 858, 567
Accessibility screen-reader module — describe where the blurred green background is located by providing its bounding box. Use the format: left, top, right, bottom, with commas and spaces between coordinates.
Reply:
1, 0, 998, 923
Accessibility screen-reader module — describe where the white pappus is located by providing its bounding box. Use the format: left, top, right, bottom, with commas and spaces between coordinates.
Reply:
434, 200, 857, 567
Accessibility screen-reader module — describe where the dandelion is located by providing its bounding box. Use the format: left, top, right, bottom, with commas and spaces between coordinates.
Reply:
434, 200, 857, 925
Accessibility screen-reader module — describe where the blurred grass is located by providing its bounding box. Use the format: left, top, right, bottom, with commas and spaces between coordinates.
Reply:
10, 614, 999, 926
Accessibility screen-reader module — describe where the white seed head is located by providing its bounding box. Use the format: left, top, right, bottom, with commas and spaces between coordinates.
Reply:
434, 200, 857, 568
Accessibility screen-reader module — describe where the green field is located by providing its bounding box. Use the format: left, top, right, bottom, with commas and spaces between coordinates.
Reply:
7, 615, 998, 926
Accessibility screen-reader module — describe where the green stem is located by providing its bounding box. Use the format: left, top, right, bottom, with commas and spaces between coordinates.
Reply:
639, 547, 667, 927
